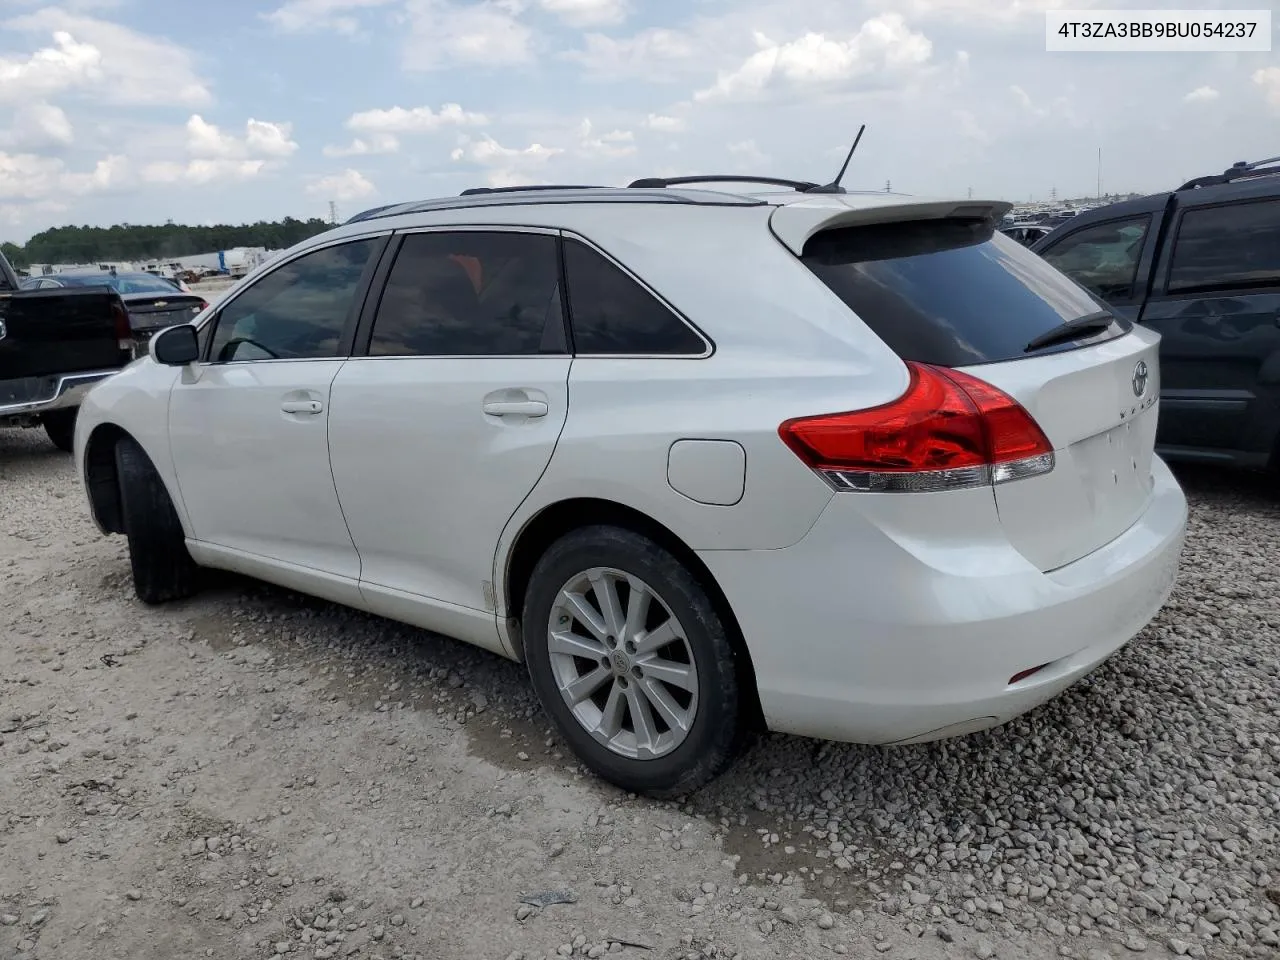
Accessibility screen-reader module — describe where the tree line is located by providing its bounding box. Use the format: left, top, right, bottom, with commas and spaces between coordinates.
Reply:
2, 217, 335, 268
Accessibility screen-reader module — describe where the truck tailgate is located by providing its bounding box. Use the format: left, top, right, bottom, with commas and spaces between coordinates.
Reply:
0, 288, 127, 380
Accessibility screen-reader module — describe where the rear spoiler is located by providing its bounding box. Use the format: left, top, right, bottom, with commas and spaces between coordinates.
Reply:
769, 197, 1014, 256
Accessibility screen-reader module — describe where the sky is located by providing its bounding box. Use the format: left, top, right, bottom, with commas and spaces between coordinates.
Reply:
0, 0, 1277, 243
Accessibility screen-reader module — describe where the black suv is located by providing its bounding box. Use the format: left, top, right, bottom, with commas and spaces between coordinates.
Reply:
1032, 157, 1280, 472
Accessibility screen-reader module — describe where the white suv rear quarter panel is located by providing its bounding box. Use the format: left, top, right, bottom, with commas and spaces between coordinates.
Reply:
490, 204, 917, 617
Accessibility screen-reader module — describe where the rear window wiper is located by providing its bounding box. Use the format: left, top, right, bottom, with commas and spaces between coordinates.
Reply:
1024, 311, 1117, 354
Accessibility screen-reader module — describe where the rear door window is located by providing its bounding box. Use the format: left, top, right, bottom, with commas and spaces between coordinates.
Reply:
368, 231, 564, 357
1167, 199, 1280, 294
800, 218, 1118, 367
1038, 216, 1151, 301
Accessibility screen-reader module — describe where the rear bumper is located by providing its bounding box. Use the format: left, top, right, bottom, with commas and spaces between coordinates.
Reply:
0, 370, 118, 419
698, 456, 1187, 745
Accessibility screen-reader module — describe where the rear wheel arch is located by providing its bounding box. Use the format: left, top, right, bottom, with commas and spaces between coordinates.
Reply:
502, 497, 765, 731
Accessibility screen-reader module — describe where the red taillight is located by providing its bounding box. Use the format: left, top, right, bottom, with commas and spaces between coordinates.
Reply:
110, 299, 135, 352
778, 361, 1054, 492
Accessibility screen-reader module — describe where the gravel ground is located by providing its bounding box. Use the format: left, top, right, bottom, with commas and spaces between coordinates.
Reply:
1, 425, 1277, 960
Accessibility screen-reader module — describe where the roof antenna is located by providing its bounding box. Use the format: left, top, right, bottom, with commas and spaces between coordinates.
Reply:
805, 124, 865, 194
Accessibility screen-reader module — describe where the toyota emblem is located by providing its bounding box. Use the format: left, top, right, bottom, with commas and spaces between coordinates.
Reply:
1132, 360, 1149, 398
0, 319, 6, 342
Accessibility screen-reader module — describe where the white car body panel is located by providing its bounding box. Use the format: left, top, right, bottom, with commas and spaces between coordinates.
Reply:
327, 354, 572, 657
968, 326, 1162, 571
166, 359, 362, 586
698, 455, 1185, 744
768, 196, 1013, 255
73, 184, 1188, 752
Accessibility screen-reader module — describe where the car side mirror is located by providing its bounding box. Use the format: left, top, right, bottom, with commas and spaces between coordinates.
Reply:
150, 323, 200, 366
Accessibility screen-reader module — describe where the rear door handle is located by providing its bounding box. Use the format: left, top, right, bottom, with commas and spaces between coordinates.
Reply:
482, 399, 548, 418
281, 399, 323, 415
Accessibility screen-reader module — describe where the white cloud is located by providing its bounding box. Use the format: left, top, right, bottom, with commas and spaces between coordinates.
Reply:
1010, 84, 1035, 111
1009, 84, 1080, 125
403, 0, 534, 69
899, 0, 1096, 20
306, 168, 377, 201
137, 115, 298, 186
694, 15, 933, 102
952, 108, 986, 142
645, 113, 687, 133
349, 103, 489, 134
263, 0, 396, 34
323, 135, 400, 158
1255, 68, 1280, 110
0, 150, 127, 201
0, 102, 75, 150
727, 138, 769, 167
0, 29, 100, 102
185, 115, 298, 161
3, 10, 211, 106
324, 102, 488, 157
141, 158, 266, 186
577, 118, 635, 159
1184, 86, 1219, 104
537, 0, 627, 28
451, 134, 562, 187
245, 119, 299, 158
565, 27, 695, 79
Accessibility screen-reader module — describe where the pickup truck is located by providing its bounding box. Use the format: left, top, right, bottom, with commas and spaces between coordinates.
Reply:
1032, 157, 1280, 473
1, 248, 134, 451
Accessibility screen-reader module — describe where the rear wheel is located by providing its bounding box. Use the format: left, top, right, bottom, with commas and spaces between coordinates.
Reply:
40, 408, 77, 453
114, 435, 199, 604
523, 525, 743, 797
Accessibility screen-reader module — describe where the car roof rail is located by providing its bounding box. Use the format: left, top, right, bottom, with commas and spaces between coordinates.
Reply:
459, 184, 605, 196
628, 175, 823, 192
1176, 155, 1280, 191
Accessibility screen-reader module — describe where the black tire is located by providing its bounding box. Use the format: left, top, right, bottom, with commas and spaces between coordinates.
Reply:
114, 435, 199, 604
41, 408, 77, 453
523, 525, 743, 797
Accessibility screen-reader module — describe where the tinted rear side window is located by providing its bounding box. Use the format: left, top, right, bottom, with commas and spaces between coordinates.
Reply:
1168, 199, 1280, 294
369, 231, 564, 357
564, 240, 707, 355
800, 218, 1113, 366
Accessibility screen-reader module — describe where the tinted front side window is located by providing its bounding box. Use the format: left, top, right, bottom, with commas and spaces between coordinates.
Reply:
369, 231, 563, 357
563, 240, 706, 355
1168, 199, 1280, 294
801, 218, 1114, 367
209, 239, 377, 362
1038, 216, 1150, 301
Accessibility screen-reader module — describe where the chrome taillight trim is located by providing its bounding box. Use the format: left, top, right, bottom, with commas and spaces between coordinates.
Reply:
817, 451, 1056, 494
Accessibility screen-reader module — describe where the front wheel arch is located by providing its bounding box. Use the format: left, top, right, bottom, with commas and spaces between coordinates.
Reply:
84, 423, 131, 534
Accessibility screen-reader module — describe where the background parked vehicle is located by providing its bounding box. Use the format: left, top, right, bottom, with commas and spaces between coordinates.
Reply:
999, 222, 1056, 246
1, 248, 134, 451
1033, 156, 1280, 473
21, 270, 209, 349
74, 180, 1185, 796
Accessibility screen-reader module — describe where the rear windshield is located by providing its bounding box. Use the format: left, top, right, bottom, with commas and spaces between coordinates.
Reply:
800, 218, 1121, 366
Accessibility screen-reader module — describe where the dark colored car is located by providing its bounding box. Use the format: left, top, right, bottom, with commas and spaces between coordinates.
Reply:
22, 272, 208, 345
1032, 157, 1280, 473
1, 252, 134, 451
999, 223, 1055, 247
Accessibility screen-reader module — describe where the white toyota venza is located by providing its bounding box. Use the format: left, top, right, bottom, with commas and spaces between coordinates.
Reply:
74, 181, 1188, 796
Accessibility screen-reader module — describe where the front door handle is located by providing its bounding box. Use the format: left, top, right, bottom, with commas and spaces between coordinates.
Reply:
281, 399, 323, 415
482, 399, 548, 418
